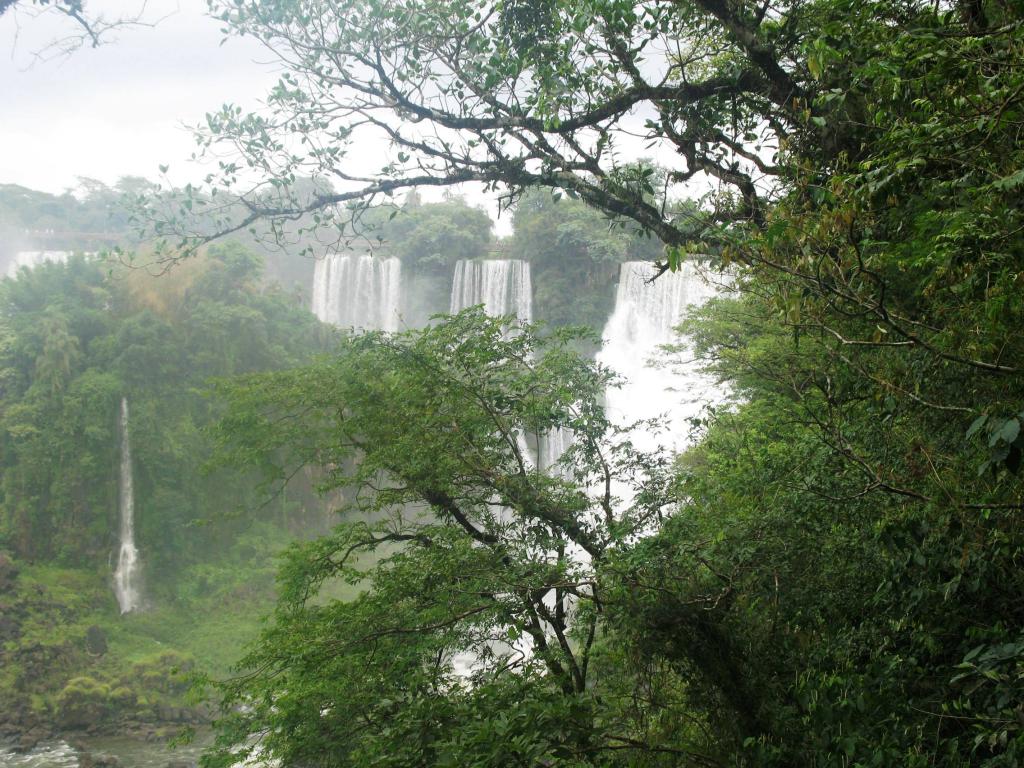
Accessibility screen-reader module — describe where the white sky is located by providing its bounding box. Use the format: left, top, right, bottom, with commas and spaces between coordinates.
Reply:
0, 0, 522, 232
0, 0, 703, 237
1, 0, 278, 195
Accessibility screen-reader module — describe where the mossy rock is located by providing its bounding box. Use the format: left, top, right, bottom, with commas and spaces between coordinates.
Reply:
84, 625, 108, 656
56, 676, 112, 729
109, 685, 137, 709
130, 651, 195, 695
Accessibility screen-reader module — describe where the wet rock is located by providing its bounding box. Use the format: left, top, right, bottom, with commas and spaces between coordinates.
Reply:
56, 677, 113, 729
85, 625, 108, 656
155, 705, 194, 723
122, 722, 152, 740
16, 725, 48, 752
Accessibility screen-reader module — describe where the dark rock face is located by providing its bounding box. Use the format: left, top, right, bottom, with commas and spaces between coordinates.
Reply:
0, 614, 19, 642
0, 552, 18, 592
84, 625, 108, 656
15, 725, 50, 752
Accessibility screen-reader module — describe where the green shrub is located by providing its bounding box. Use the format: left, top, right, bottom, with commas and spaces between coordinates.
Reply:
56, 676, 111, 729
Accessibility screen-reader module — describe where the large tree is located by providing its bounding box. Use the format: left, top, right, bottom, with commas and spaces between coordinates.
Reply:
166, 0, 1024, 764
142, 0, 1024, 379
203, 311, 730, 766
145, 0, 1024, 506
147, 0, 794, 245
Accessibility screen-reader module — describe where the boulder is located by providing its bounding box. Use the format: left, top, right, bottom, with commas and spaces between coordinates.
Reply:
55, 677, 112, 730
16, 733, 39, 753
16, 725, 48, 753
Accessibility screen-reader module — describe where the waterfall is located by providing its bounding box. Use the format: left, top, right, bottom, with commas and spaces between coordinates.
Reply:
311, 254, 403, 331
449, 259, 533, 322
598, 260, 725, 456
446, 259, 573, 677
450, 259, 541, 470
113, 397, 141, 614
538, 427, 573, 477
6, 250, 71, 278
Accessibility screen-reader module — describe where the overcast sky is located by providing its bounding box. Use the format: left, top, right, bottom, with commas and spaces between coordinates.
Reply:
0, 0, 526, 231
0, 0, 691, 236
0, 0, 279, 195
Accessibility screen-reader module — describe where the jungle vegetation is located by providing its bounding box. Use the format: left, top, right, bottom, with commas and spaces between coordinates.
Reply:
161, 0, 1024, 764
3, 0, 1023, 763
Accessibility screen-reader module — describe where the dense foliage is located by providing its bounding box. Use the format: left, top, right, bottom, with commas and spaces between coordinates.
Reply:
0, 243, 328, 578
170, 0, 1024, 765
6, 0, 1024, 762
0, 243, 346, 730
206, 310, 681, 768
511, 189, 662, 330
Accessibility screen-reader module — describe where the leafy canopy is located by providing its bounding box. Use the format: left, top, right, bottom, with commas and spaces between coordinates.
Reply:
205, 310, 712, 767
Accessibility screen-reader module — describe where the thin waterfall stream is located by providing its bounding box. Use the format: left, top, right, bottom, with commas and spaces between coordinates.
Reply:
113, 397, 141, 614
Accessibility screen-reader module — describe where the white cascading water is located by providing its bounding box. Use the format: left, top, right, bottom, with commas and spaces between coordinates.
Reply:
6, 251, 71, 278
449, 259, 533, 321
538, 427, 573, 477
113, 397, 141, 614
598, 260, 725, 457
449, 259, 551, 472
311, 254, 403, 331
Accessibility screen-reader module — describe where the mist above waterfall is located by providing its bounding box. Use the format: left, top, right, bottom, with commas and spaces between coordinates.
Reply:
6, 251, 71, 279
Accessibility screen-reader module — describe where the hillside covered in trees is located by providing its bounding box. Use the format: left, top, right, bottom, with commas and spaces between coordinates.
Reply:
2, 0, 1024, 765
0, 188, 663, 750
0, 245, 335, 739
160, 0, 1022, 764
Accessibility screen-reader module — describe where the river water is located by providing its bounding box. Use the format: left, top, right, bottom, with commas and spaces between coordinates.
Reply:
0, 732, 211, 768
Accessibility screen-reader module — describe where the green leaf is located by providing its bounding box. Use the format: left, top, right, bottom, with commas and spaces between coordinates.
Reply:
966, 413, 988, 439
998, 418, 1020, 445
